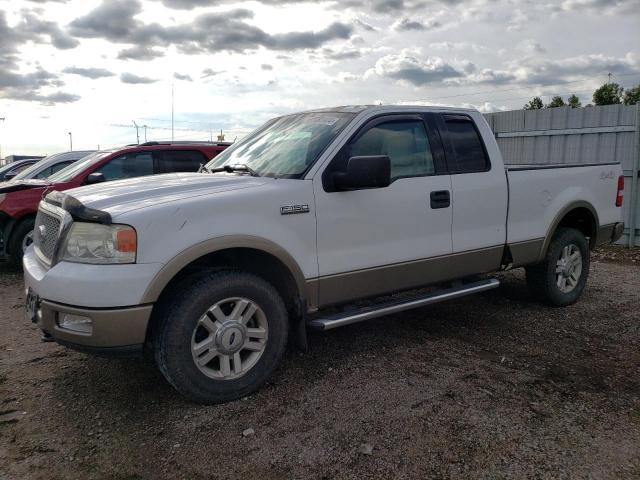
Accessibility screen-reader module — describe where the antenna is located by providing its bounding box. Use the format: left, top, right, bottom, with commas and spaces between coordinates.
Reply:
143, 124, 148, 143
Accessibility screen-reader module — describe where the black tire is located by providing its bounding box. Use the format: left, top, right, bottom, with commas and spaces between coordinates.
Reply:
154, 270, 289, 404
525, 227, 590, 307
8, 218, 35, 268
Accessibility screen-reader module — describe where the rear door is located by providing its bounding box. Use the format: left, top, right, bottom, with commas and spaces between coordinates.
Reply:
437, 113, 508, 256
313, 113, 453, 305
157, 150, 208, 173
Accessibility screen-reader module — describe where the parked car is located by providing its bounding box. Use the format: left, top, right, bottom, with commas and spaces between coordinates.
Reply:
23, 106, 624, 403
0, 159, 40, 182
9, 150, 96, 182
0, 141, 229, 266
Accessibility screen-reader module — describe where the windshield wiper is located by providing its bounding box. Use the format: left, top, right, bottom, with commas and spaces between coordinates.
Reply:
208, 164, 260, 177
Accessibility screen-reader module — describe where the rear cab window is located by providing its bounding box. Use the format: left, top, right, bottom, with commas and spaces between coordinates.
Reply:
441, 114, 490, 173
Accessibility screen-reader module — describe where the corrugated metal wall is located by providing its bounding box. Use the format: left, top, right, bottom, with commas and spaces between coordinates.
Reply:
484, 104, 640, 247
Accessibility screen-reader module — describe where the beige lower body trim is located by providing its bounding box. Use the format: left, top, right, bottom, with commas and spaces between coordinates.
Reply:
37, 300, 152, 348
509, 238, 544, 267
307, 245, 504, 308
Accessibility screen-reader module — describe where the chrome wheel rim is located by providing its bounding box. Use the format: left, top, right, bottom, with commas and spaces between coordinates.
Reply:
191, 297, 268, 380
22, 230, 34, 253
555, 244, 582, 293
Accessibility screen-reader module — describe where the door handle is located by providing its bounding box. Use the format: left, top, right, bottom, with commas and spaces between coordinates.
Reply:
430, 190, 450, 209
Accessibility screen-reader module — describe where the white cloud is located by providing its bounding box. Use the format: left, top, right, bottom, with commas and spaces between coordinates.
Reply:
0, 0, 638, 155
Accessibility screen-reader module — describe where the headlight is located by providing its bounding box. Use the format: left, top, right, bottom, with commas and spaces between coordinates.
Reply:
61, 223, 137, 264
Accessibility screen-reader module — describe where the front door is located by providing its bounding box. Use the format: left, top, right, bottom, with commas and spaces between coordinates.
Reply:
313, 114, 453, 306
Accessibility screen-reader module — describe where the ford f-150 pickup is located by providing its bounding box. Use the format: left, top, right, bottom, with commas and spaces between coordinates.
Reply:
23, 106, 625, 404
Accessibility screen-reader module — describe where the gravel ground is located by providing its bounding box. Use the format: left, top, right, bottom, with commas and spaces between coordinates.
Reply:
1, 247, 639, 480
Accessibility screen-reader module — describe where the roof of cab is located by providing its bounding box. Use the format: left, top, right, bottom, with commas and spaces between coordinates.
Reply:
301, 104, 478, 115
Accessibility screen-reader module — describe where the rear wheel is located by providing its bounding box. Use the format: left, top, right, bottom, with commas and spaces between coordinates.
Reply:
8, 218, 35, 268
526, 227, 589, 306
154, 270, 289, 404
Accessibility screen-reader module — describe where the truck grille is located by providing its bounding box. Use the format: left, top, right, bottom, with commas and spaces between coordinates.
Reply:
34, 207, 63, 264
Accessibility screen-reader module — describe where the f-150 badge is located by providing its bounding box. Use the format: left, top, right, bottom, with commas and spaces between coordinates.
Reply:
280, 204, 310, 215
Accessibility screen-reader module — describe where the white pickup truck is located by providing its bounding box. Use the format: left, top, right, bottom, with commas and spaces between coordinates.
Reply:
23, 106, 625, 403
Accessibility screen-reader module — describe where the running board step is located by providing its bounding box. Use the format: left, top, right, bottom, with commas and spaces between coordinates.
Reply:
308, 278, 500, 331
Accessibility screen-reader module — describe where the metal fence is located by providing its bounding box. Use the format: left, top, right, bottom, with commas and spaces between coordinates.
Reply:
484, 104, 640, 247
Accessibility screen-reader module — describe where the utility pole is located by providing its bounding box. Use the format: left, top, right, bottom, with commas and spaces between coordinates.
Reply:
68, 132, 73, 151
608, 72, 612, 84
171, 84, 175, 143
143, 125, 148, 143
0, 117, 5, 159
132, 120, 140, 144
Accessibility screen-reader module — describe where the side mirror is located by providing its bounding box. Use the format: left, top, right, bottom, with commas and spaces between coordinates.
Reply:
332, 155, 391, 191
4, 173, 16, 181
85, 172, 106, 185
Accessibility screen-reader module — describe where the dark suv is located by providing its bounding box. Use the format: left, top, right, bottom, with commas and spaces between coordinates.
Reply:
0, 141, 230, 266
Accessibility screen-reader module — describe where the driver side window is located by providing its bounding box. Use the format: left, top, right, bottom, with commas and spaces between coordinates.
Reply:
94, 152, 154, 181
350, 120, 435, 180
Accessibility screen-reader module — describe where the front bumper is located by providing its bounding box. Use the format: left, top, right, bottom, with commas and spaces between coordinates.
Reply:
34, 298, 152, 351
23, 247, 161, 351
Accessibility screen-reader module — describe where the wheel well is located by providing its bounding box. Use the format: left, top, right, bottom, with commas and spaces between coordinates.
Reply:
6, 214, 36, 254
557, 207, 597, 249
146, 248, 304, 346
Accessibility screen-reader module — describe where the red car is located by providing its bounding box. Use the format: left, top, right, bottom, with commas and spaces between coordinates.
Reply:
0, 141, 229, 266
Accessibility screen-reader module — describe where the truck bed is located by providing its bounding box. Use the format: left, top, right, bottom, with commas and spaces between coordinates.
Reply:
506, 162, 622, 264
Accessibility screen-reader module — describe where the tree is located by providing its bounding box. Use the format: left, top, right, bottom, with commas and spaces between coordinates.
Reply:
592, 83, 623, 105
546, 96, 566, 108
524, 96, 544, 110
567, 94, 581, 108
622, 85, 640, 105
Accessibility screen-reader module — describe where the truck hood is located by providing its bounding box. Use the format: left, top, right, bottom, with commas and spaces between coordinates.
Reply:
66, 172, 272, 216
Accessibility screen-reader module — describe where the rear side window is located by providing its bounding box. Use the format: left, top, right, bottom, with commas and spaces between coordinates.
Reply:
95, 152, 155, 181
159, 150, 207, 173
444, 116, 489, 173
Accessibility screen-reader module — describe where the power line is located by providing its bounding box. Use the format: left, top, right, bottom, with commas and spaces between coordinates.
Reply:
423, 72, 640, 103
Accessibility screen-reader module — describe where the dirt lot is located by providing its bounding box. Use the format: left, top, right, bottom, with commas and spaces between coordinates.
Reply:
1, 246, 639, 480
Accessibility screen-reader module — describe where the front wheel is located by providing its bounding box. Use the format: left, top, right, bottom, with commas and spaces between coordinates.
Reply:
525, 227, 590, 307
154, 270, 289, 404
8, 218, 35, 268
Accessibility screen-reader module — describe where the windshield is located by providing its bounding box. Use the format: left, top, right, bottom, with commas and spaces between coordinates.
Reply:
48, 151, 112, 183
206, 112, 355, 178
0, 163, 18, 175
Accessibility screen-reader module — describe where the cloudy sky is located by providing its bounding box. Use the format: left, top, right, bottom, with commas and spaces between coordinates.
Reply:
0, 0, 638, 156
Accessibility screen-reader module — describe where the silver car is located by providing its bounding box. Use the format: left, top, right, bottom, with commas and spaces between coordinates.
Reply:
8, 150, 96, 182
